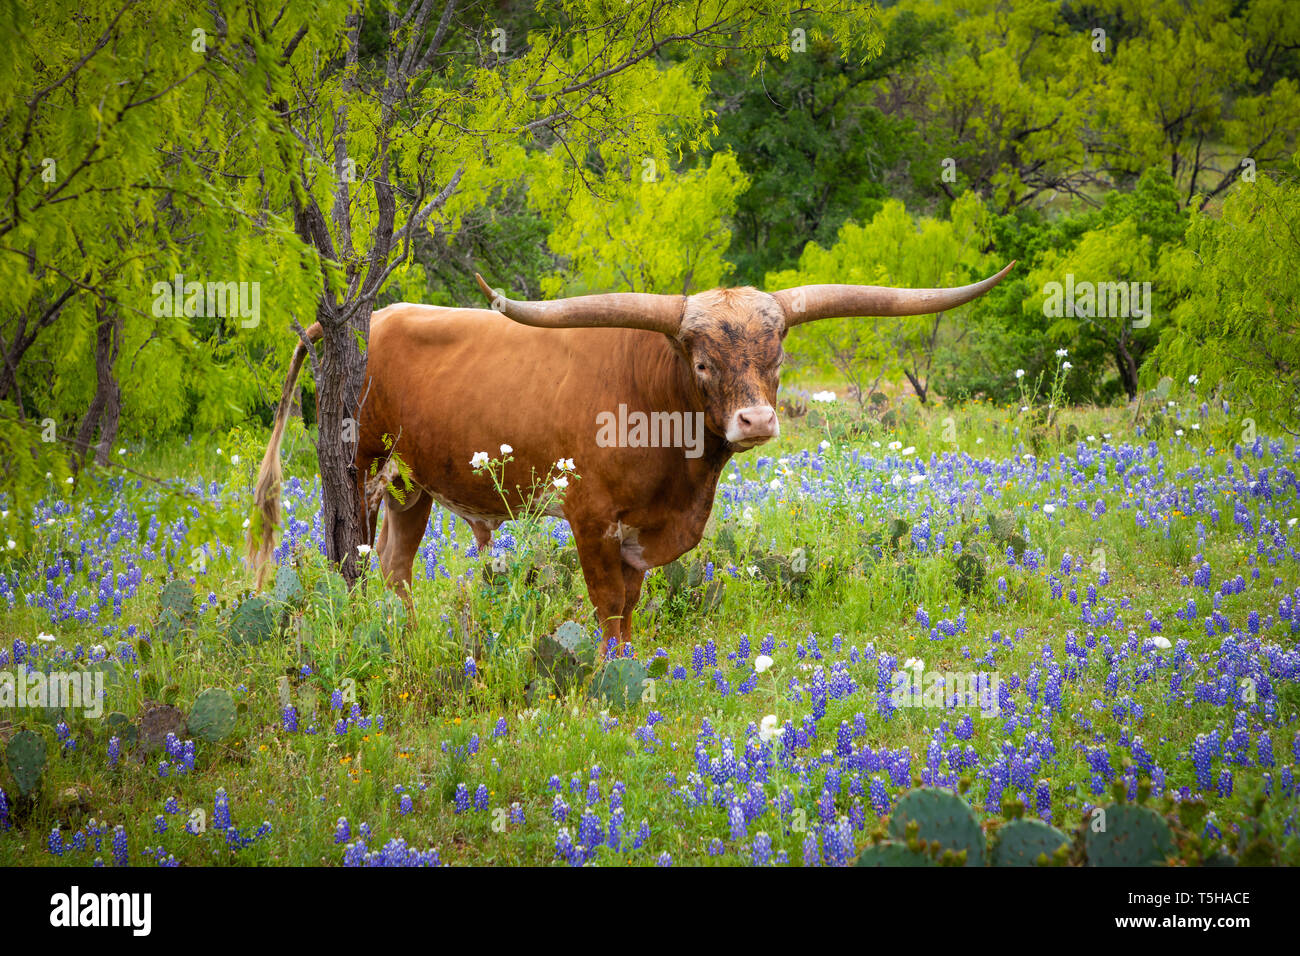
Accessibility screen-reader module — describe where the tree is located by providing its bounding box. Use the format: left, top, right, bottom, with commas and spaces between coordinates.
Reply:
1151, 157, 1300, 433
1089, 0, 1300, 208
707, 6, 950, 284
886, 0, 1104, 210
766, 191, 997, 403
1022, 168, 1186, 399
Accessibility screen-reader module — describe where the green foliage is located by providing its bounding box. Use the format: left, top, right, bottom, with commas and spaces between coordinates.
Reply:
768, 192, 996, 401
709, 8, 951, 284
1151, 162, 1300, 433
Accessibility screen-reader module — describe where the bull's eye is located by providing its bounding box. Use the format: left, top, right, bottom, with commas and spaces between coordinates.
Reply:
696, 363, 708, 373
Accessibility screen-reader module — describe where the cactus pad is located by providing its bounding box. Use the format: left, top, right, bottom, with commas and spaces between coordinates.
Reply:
1085, 804, 1174, 866
854, 841, 936, 866
229, 594, 278, 645
954, 552, 986, 597
588, 658, 648, 711
888, 787, 986, 866
138, 701, 188, 754
159, 579, 195, 621
6, 729, 47, 796
536, 621, 596, 695
188, 688, 237, 743
271, 566, 303, 606
310, 570, 350, 620
105, 711, 138, 747
991, 818, 1070, 866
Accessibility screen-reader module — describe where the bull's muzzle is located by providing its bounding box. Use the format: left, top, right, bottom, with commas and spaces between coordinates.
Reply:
727, 405, 779, 448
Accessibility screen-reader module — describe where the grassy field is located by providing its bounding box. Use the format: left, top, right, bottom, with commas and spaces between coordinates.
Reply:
1, 379, 1298, 866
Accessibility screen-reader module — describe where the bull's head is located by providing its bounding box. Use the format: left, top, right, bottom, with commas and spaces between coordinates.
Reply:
475, 262, 1015, 451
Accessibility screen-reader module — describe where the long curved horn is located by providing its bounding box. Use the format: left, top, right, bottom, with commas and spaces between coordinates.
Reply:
773, 261, 1016, 328
474, 274, 684, 335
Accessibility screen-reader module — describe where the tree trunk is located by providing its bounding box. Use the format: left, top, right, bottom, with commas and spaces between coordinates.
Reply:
73, 303, 122, 468
903, 369, 929, 404
0, 284, 78, 411
1115, 330, 1139, 400
314, 302, 372, 585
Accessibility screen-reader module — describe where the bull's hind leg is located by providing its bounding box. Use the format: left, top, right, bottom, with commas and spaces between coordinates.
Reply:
378, 486, 433, 619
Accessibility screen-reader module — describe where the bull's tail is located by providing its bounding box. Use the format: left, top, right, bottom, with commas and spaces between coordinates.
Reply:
248, 322, 322, 588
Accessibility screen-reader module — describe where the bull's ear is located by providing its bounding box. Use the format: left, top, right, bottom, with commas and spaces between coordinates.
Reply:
663, 334, 690, 358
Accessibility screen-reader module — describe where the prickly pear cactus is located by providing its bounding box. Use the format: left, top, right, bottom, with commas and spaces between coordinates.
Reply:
310, 570, 349, 621
535, 621, 596, 695
753, 553, 807, 595
482, 553, 512, 587
153, 579, 197, 642
187, 688, 237, 743
986, 511, 1016, 542
713, 523, 743, 562
1004, 533, 1027, 560
528, 547, 578, 590
660, 558, 724, 612
159, 578, 195, 619
271, 566, 303, 606
229, 594, 277, 645
854, 841, 936, 867
588, 657, 648, 711
888, 787, 986, 866
1085, 804, 1174, 866
991, 818, 1070, 866
858, 530, 885, 570
887, 518, 910, 550
353, 590, 403, 657
6, 729, 48, 796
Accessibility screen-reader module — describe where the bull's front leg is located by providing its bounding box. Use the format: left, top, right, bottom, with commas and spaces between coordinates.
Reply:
571, 520, 630, 657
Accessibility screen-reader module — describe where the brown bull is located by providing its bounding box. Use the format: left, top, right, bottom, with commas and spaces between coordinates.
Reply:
249, 262, 1014, 649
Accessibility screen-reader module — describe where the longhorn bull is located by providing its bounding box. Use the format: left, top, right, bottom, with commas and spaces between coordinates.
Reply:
249, 263, 1014, 649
